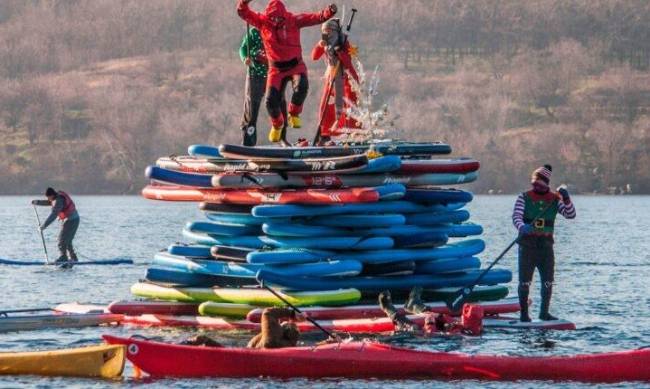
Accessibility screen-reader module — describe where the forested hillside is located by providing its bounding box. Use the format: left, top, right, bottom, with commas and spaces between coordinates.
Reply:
1, 0, 649, 194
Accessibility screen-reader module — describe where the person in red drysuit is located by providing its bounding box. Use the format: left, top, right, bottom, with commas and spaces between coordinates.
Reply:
379, 288, 484, 336
312, 18, 362, 144
237, 0, 337, 143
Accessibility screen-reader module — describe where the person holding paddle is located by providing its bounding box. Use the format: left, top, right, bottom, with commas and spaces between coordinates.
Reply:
513, 165, 576, 322
32, 188, 80, 265
239, 26, 268, 146
311, 17, 361, 145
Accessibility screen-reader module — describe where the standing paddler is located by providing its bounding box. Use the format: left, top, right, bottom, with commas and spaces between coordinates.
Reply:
512, 165, 576, 322
32, 187, 80, 265
239, 26, 268, 146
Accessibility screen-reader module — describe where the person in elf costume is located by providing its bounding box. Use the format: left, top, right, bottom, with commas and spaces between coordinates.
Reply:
512, 165, 576, 322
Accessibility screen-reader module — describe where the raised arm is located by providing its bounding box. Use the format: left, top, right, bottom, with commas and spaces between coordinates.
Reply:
296, 4, 336, 28
237, 0, 263, 29
556, 188, 576, 219
311, 42, 325, 61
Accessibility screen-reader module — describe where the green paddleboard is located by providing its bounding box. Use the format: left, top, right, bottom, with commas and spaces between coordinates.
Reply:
131, 282, 361, 307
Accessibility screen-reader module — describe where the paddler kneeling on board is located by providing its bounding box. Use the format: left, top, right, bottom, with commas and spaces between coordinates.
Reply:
379, 287, 484, 336
513, 165, 576, 322
32, 187, 80, 265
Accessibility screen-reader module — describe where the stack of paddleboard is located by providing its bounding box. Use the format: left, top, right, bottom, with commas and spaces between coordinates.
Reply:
131, 141, 515, 327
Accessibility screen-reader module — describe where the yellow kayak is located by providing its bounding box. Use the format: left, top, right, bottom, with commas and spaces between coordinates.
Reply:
0, 343, 125, 378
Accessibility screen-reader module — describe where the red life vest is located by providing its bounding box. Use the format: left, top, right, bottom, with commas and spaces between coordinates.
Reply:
57, 191, 76, 220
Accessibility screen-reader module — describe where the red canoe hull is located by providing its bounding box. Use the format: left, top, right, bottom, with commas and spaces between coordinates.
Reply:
104, 336, 650, 382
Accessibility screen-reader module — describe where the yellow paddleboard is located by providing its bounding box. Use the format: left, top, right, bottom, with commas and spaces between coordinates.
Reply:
0, 343, 125, 378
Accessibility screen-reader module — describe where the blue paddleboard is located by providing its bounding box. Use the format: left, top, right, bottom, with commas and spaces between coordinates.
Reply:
403, 189, 474, 204
186, 221, 262, 236
404, 210, 471, 225
182, 230, 394, 250
416, 256, 482, 274
257, 268, 513, 292
252, 201, 467, 218
146, 166, 213, 188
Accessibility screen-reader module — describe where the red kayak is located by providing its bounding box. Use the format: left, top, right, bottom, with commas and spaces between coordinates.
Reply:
399, 158, 480, 174
108, 301, 200, 316
246, 297, 523, 323
141, 185, 380, 204
104, 335, 650, 382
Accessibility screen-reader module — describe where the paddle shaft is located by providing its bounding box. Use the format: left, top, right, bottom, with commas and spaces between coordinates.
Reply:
246, 23, 251, 62
260, 283, 334, 338
32, 205, 50, 264
0, 307, 53, 316
450, 200, 557, 311
313, 9, 358, 145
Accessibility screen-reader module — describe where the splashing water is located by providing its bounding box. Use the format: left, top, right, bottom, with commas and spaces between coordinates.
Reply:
335, 59, 400, 143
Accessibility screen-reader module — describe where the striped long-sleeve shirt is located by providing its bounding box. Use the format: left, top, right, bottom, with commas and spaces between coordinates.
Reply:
512, 193, 576, 231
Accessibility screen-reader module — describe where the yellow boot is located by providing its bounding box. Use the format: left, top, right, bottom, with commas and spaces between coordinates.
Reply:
268, 125, 283, 143
287, 114, 302, 129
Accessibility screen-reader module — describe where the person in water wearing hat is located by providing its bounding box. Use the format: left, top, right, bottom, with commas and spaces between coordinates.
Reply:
512, 165, 576, 322
237, 0, 337, 143
32, 187, 80, 264
379, 287, 484, 336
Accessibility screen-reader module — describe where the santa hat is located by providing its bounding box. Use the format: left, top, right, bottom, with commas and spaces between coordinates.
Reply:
531, 164, 552, 185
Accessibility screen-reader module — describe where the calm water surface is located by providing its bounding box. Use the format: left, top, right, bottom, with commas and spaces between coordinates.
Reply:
1, 195, 648, 388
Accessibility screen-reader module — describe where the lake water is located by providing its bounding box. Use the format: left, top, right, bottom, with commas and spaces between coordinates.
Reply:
1, 195, 649, 388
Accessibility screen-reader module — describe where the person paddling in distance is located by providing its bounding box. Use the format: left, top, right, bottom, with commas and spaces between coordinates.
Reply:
237, 0, 337, 143
513, 165, 576, 322
379, 287, 484, 336
32, 187, 80, 265
239, 26, 268, 146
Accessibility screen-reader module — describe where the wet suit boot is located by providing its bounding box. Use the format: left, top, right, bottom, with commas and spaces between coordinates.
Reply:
242, 126, 257, 146
405, 286, 428, 314
518, 283, 532, 322
539, 282, 558, 321
379, 290, 416, 332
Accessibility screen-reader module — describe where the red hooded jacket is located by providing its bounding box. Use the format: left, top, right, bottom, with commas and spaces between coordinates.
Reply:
237, 0, 335, 64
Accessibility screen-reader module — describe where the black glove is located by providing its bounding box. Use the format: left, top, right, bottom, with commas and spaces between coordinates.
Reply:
557, 187, 571, 203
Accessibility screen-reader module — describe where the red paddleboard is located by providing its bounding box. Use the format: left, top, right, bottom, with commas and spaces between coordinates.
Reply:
108, 300, 200, 316
105, 313, 575, 334
246, 297, 522, 322
399, 158, 480, 174
105, 335, 650, 381
141, 185, 380, 204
